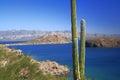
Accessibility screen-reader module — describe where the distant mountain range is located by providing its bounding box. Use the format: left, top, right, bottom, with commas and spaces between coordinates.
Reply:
0, 30, 120, 41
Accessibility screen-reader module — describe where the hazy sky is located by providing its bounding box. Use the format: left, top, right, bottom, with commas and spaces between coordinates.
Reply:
0, 0, 120, 34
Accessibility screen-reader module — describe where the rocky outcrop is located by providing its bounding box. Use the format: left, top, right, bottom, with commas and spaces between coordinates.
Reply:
37, 60, 69, 76
30, 59, 70, 76
0, 45, 23, 67
0, 45, 23, 55
86, 38, 120, 47
25, 34, 71, 44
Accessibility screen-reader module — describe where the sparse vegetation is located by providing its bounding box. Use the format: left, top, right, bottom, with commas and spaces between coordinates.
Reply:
0, 45, 68, 80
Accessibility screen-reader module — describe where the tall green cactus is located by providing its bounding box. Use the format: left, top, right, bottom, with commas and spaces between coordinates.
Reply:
71, 0, 80, 80
80, 19, 86, 80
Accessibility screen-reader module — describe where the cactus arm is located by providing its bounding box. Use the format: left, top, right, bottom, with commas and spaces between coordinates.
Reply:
80, 19, 86, 80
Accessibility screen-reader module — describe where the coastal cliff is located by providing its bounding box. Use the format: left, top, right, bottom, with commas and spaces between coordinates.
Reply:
86, 38, 120, 47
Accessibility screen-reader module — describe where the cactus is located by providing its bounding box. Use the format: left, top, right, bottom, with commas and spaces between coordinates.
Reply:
80, 19, 86, 80
71, 0, 80, 80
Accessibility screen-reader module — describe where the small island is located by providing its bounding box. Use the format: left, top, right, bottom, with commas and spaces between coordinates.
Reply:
86, 38, 120, 47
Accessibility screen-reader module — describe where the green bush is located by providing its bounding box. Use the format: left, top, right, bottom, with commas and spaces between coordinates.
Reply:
0, 46, 68, 80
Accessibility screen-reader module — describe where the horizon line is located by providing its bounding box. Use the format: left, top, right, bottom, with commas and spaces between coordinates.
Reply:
0, 29, 120, 35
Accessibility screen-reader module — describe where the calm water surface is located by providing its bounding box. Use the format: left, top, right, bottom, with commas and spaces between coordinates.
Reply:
1, 42, 120, 80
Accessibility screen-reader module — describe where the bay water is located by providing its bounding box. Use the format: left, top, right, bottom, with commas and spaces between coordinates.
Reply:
1, 41, 120, 80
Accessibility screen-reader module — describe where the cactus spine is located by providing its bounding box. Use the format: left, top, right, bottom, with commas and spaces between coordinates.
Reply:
71, 0, 80, 80
80, 19, 86, 80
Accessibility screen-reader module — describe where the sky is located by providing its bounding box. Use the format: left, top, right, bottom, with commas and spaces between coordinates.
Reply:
0, 0, 120, 34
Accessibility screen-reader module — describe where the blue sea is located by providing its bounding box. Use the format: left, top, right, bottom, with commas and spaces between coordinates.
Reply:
1, 41, 120, 80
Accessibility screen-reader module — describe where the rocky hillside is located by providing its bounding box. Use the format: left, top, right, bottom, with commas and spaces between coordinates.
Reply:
86, 38, 120, 47
26, 34, 71, 44
0, 45, 69, 80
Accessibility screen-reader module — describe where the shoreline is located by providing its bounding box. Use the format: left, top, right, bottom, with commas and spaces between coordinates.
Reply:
0, 44, 70, 76
4, 42, 71, 46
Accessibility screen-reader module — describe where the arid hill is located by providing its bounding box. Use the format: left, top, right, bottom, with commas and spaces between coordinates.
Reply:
26, 34, 71, 44
86, 38, 120, 47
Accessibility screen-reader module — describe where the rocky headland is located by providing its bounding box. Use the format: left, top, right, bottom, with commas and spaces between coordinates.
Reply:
86, 38, 120, 47
0, 45, 70, 77
25, 34, 71, 44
